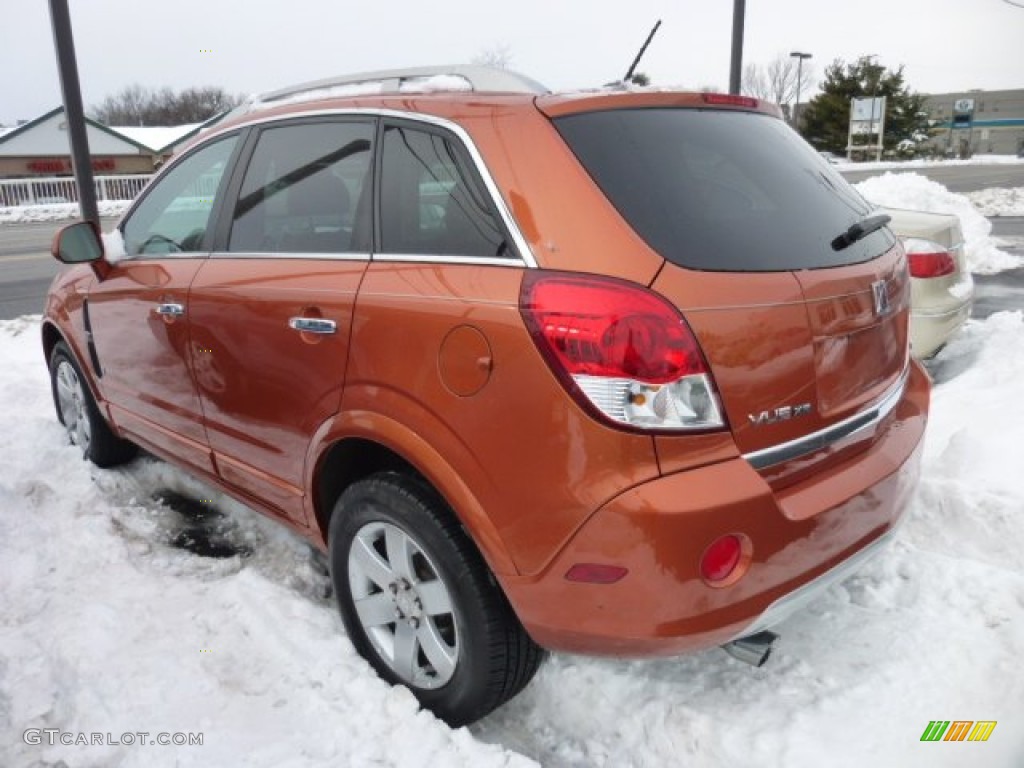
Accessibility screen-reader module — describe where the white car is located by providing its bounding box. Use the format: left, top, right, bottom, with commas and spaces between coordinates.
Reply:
883, 207, 974, 359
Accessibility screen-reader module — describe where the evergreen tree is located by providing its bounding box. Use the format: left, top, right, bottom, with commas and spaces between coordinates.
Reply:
799, 57, 932, 158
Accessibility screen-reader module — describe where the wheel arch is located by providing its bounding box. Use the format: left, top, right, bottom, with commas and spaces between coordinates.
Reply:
41, 319, 63, 368
42, 319, 104, 406
308, 415, 519, 578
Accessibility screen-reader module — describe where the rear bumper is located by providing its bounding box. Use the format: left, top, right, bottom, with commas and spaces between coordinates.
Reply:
910, 275, 973, 359
505, 361, 929, 656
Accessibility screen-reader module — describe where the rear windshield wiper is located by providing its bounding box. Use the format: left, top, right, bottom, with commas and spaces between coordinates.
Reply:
831, 213, 891, 251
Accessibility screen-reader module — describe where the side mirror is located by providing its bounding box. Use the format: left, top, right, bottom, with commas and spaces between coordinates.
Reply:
52, 220, 104, 264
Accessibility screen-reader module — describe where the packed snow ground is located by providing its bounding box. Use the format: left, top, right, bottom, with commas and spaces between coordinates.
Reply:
2, 174, 1024, 766
3, 311, 1023, 767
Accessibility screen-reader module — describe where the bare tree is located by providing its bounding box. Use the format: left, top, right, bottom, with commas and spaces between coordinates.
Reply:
91, 84, 245, 126
472, 44, 513, 70
742, 53, 814, 111
741, 64, 770, 100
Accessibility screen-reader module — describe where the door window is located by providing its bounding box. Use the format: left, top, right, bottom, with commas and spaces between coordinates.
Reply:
121, 135, 238, 257
379, 124, 509, 258
228, 121, 374, 254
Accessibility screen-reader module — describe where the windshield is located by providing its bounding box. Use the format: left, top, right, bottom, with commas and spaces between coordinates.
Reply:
554, 108, 895, 271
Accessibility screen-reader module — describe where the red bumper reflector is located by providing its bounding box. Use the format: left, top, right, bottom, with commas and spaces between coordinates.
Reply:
565, 563, 628, 584
700, 535, 743, 583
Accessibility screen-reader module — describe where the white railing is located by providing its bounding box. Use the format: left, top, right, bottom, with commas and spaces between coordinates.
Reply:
0, 174, 154, 208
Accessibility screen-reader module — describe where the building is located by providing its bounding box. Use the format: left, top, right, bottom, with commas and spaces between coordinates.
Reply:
924, 88, 1024, 156
0, 107, 219, 179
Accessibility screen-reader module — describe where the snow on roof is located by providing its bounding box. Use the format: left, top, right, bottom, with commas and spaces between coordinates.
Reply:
244, 74, 475, 114
108, 123, 201, 152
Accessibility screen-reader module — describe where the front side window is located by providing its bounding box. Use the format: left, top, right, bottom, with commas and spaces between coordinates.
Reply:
228, 121, 374, 254
121, 135, 238, 257
379, 124, 508, 258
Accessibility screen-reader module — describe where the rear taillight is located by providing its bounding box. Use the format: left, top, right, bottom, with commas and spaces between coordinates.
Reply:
520, 272, 725, 432
902, 237, 956, 278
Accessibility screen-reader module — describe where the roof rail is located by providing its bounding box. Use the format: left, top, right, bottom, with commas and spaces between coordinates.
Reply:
257, 65, 549, 105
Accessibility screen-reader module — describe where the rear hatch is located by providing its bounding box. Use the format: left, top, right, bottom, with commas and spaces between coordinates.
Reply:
546, 97, 909, 478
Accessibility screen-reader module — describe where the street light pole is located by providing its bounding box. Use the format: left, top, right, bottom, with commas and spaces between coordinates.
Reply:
729, 0, 746, 95
48, 0, 98, 224
790, 51, 812, 130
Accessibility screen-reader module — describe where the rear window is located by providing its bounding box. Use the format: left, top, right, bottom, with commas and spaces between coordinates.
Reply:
554, 108, 895, 271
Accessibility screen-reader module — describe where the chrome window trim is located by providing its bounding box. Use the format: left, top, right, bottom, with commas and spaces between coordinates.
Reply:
742, 365, 910, 471
210, 250, 370, 261
200, 108, 539, 269
372, 253, 527, 268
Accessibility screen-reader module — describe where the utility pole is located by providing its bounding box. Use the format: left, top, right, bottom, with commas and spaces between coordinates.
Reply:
729, 0, 745, 94
48, 0, 98, 223
789, 51, 812, 129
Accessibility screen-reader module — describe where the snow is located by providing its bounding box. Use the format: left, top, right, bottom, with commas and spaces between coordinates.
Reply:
244, 74, 474, 113
110, 124, 201, 153
0, 317, 534, 768
3, 303, 1024, 766
250, 82, 387, 111
845, 155, 1024, 172
101, 228, 126, 263
399, 75, 473, 93
854, 172, 1024, 274
967, 187, 1024, 217
0, 200, 131, 224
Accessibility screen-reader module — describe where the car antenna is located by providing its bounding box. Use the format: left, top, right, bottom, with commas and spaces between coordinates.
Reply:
622, 19, 662, 84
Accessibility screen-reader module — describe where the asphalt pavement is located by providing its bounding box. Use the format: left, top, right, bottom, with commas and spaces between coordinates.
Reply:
0, 218, 118, 318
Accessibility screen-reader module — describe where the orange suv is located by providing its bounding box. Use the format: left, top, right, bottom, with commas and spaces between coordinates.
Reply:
44, 66, 929, 726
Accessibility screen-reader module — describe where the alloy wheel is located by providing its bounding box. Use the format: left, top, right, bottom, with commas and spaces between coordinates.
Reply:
347, 521, 459, 689
55, 360, 91, 453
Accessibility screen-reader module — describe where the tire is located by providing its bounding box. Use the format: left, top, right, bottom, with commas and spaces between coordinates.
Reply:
328, 472, 544, 726
49, 340, 136, 468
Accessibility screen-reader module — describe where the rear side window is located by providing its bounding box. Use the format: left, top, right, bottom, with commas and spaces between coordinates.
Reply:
229, 121, 373, 254
379, 124, 509, 258
554, 109, 894, 271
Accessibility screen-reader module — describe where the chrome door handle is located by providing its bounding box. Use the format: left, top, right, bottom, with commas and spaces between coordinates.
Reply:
289, 317, 337, 335
155, 302, 185, 317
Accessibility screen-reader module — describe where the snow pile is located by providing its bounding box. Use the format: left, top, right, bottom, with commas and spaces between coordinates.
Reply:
0, 199, 131, 225
967, 186, 1024, 217
2, 308, 1024, 767
847, 155, 1024, 172
855, 172, 1023, 274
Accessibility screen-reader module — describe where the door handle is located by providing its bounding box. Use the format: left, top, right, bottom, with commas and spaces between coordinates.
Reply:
289, 317, 337, 335
155, 302, 185, 317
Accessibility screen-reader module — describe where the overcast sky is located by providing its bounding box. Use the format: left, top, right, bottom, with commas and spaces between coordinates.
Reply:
1, 0, 1021, 125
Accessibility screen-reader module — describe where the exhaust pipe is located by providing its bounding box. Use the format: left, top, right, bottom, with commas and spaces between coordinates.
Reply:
722, 630, 778, 667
